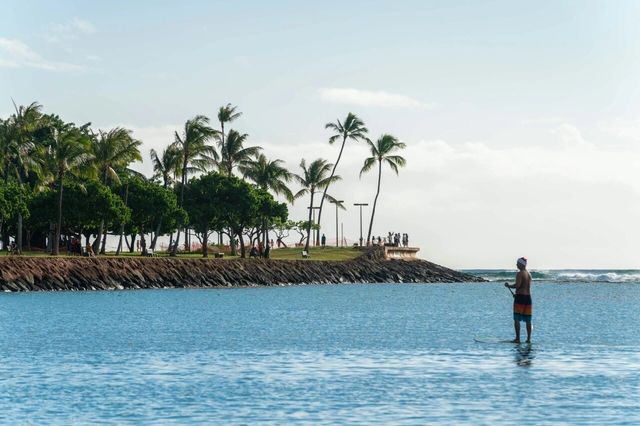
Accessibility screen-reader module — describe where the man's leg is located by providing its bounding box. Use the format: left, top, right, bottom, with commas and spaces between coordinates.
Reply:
525, 321, 532, 343
513, 320, 521, 343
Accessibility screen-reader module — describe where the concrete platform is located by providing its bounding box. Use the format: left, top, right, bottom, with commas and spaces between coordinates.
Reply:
384, 246, 420, 260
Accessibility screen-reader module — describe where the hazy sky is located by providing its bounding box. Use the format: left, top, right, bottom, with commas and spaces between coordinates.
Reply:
3, 1, 640, 268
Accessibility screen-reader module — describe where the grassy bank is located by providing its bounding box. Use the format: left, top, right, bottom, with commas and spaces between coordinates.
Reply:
0, 246, 363, 261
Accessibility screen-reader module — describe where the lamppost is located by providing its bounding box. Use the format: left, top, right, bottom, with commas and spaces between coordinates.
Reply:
307, 206, 320, 246
329, 200, 344, 248
353, 203, 368, 247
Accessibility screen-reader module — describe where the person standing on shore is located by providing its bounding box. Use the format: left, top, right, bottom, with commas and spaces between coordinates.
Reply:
505, 257, 532, 343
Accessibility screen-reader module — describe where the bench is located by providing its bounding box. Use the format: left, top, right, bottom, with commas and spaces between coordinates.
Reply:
214, 252, 224, 258
302, 250, 310, 258
144, 249, 157, 257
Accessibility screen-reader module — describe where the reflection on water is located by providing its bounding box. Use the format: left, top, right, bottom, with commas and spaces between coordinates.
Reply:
0, 282, 638, 424
514, 343, 534, 367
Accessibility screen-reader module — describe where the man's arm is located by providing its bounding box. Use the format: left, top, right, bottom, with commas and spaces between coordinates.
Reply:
505, 272, 523, 289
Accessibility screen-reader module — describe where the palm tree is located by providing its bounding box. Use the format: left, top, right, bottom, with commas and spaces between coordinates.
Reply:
217, 103, 242, 151
3, 101, 44, 253
169, 115, 217, 256
360, 134, 406, 245
293, 159, 341, 253
150, 146, 181, 188
216, 129, 261, 176
241, 153, 293, 247
91, 127, 142, 253
241, 153, 293, 201
316, 113, 368, 245
48, 125, 94, 255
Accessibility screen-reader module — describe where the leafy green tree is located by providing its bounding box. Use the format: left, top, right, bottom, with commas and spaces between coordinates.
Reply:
1, 102, 44, 252
293, 159, 341, 253
27, 181, 129, 245
125, 177, 187, 255
91, 127, 142, 254
169, 115, 217, 255
183, 173, 228, 257
292, 220, 319, 246
360, 134, 407, 245
316, 113, 368, 244
0, 181, 30, 248
271, 218, 295, 248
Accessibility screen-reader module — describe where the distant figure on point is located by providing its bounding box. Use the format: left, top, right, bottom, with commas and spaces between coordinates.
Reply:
249, 246, 258, 258
321, 234, 326, 248
505, 257, 533, 343
85, 243, 95, 257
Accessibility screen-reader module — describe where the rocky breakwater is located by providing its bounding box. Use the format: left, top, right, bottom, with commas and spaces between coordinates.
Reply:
0, 249, 483, 292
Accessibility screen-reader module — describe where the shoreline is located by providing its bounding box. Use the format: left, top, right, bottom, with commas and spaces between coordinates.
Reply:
0, 248, 484, 292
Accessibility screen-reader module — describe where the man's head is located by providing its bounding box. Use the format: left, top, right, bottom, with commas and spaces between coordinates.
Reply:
517, 257, 528, 270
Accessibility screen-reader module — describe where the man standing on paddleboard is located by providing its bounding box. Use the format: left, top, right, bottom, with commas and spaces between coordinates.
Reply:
505, 257, 532, 343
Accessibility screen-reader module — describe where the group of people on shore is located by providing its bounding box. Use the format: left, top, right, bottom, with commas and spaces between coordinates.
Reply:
369, 232, 410, 247
249, 240, 272, 258
67, 236, 95, 257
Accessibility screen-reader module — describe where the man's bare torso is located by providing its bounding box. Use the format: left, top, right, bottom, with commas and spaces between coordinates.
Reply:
516, 270, 531, 295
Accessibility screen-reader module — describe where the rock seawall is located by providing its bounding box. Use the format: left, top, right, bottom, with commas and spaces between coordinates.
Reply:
0, 249, 483, 292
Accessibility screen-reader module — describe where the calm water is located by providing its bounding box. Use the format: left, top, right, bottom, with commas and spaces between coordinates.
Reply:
0, 274, 639, 424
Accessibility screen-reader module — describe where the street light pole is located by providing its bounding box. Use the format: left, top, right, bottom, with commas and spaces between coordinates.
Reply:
330, 200, 344, 248
353, 203, 368, 247
307, 206, 320, 246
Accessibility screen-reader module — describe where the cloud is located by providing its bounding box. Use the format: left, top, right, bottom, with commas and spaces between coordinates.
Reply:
318, 87, 434, 109
599, 118, 640, 141
46, 18, 97, 43
0, 38, 85, 71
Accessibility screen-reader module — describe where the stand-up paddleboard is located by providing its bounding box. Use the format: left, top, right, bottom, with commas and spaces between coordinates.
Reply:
474, 337, 519, 344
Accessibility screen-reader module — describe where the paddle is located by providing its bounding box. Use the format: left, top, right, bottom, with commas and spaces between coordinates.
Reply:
504, 282, 515, 298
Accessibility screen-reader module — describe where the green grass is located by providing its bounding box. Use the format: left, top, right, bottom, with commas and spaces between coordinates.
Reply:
268, 246, 362, 261
0, 247, 362, 261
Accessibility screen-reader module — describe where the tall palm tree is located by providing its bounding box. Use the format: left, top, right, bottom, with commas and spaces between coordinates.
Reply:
293, 158, 341, 253
169, 115, 217, 256
48, 125, 94, 255
3, 101, 44, 253
216, 129, 261, 176
217, 103, 242, 151
316, 113, 368, 245
360, 134, 406, 245
92, 127, 142, 253
150, 146, 181, 188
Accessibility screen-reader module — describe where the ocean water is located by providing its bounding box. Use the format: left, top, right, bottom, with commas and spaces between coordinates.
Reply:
0, 273, 639, 424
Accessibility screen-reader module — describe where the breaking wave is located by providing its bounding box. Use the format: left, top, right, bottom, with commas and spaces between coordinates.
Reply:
465, 269, 640, 283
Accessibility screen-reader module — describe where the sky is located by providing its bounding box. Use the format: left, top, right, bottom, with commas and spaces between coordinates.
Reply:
3, 0, 640, 269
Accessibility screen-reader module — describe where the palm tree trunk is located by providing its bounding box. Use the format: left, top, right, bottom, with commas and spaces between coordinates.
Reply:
171, 161, 187, 256
238, 231, 246, 258
317, 135, 347, 246
115, 183, 129, 256
16, 213, 22, 254
47, 221, 53, 253
366, 160, 382, 245
54, 175, 64, 255
304, 191, 315, 252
